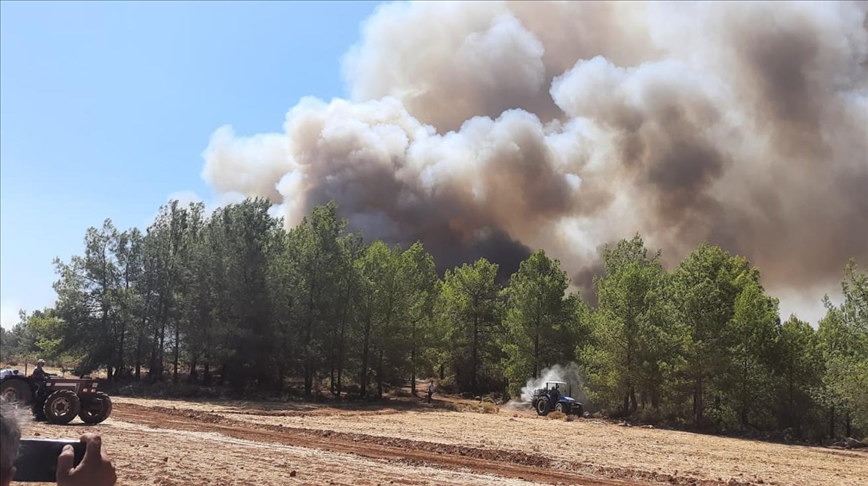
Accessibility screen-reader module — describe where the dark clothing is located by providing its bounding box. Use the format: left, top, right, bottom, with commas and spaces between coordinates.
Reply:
32, 366, 48, 396
32, 366, 47, 381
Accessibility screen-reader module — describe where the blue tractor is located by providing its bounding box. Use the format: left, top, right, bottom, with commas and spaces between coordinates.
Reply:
531, 381, 584, 417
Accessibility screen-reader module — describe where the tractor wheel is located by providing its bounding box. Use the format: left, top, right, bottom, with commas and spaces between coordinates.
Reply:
79, 392, 112, 424
555, 403, 566, 414
0, 379, 31, 405
573, 403, 584, 417
536, 398, 551, 416
43, 390, 81, 425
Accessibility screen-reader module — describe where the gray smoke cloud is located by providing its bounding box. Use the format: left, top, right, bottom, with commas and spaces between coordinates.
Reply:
200, 1, 868, 309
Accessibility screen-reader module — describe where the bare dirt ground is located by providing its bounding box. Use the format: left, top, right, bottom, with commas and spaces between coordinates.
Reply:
10, 390, 866, 486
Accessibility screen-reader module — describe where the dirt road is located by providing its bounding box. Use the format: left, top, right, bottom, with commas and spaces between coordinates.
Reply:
13, 396, 868, 486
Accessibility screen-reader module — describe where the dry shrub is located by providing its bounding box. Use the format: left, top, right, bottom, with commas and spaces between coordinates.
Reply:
481, 402, 499, 414
454, 402, 500, 414
548, 411, 566, 420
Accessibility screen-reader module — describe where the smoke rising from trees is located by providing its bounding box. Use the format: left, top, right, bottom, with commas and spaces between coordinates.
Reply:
201, 1, 868, 299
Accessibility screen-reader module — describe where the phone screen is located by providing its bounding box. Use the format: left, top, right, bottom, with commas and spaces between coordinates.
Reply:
13, 438, 86, 483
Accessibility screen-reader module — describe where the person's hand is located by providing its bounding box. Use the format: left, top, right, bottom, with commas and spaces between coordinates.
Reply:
56, 433, 117, 486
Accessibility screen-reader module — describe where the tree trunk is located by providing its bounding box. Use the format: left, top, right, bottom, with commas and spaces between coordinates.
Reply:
787, 362, 795, 428
336, 276, 352, 398
149, 324, 160, 381
173, 323, 180, 384
304, 362, 313, 398
158, 300, 167, 382
218, 363, 227, 386
360, 319, 371, 398
829, 406, 835, 438
471, 314, 479, 395
203, 363, 212, 386
336, 325, 345, 397
411, 363, 417, 397
377, 349, 384, 399
118, 321, 126, 381
134, 338, 142, 381
188, 356, 198, 384
304, 289, 315, 398
694, 372, 703, 426
411, 320, 417, 396
741, 357, 749, 428
532, 328, 539, 379
330, 365, 336, 395
845, 410, 851, 438
626, 332, 635, 416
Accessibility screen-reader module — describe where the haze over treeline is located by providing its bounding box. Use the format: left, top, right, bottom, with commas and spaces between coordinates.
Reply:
202, 1, 867, 312
1, 198, 866, 441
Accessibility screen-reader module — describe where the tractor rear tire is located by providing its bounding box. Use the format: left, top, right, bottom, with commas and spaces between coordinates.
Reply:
536, 399, 551, 416
0, 379, 31, 405
43, 390, 81, 425
555, 403, 566, 414
79, 392, 112, 424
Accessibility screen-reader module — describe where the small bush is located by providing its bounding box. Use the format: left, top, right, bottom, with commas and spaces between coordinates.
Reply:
454, 402, 499, 414
548, 411, 566, 420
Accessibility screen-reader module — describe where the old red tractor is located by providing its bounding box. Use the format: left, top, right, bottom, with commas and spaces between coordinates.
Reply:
0, 369, 112, 425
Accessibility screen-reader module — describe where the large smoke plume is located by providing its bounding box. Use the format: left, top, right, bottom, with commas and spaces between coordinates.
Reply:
201, 1, 868, 309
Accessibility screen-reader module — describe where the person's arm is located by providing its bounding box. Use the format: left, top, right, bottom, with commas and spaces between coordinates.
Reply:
56, 434, 116, 486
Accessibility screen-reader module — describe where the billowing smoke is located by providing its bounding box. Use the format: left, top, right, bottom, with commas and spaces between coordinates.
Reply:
517, 362, 587, 405
201, 1, 868, 305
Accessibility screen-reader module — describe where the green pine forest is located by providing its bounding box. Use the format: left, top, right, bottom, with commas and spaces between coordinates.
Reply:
1, 198, 866, 441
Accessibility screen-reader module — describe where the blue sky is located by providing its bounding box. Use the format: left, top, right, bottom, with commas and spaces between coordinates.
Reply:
1, 1, 381, 328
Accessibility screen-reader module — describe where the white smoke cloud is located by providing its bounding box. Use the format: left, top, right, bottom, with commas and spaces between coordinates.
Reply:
198, 1, 868, 318
0, 299, 21, 330
519, 362, 588, 405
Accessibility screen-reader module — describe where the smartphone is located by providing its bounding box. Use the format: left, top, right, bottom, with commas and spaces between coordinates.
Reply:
13, 438, 86, 482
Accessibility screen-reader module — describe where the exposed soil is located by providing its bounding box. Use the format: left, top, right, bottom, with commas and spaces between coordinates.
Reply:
10, 392, 867, 486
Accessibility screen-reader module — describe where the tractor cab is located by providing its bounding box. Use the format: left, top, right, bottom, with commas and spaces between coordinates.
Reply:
531, 380, 584, 417
545, 381, 566, 396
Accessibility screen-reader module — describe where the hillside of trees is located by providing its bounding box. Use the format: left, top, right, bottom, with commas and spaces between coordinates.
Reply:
1, 198, 866, 440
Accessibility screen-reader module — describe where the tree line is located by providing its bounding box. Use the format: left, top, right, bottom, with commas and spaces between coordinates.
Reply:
1, 198, 865, 440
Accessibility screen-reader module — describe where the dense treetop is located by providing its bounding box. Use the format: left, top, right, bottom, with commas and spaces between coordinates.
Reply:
1, 199, 865, 440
